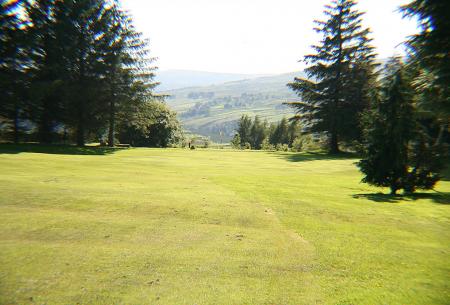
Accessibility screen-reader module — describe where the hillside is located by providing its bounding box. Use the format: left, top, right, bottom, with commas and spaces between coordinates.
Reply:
163, 71, 304, 141
155, 70, 269, 91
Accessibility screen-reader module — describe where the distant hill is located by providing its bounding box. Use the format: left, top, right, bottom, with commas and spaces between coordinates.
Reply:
163, 71, 305, 142
155, 70, 269, 91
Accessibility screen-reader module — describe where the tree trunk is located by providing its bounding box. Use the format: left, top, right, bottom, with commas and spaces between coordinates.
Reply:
330, 131, 339, 154
76, 104, 85, 147
13, 102, 19, 144
39, 101, 52, 144
76, 122, 84, 147
108, 99, 115, 147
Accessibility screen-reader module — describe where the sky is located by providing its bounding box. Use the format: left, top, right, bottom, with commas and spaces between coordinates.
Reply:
120, 0, 419, 75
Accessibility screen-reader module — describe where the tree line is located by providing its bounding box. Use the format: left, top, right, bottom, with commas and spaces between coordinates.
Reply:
289, 0, 448, 194
0, 0, 181, 147
232, 115, 320, 152
232, 0, 448, 194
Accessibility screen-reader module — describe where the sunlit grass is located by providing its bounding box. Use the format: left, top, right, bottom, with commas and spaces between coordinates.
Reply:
0, 145, 448, 304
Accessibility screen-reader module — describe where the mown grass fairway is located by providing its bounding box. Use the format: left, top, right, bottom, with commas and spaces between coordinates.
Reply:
0, 145, 449, 304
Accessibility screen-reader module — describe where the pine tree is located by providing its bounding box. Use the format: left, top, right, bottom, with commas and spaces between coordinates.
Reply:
270, 117, 289, 146
287, 0, 377, 153
250, 115, 266, 149
358, 58, 443, 194
104, 6, 158, 147
401, 0, 450, 144
24, 0, 66, 143
237, 114, 252, 146
0, 0, 27, 143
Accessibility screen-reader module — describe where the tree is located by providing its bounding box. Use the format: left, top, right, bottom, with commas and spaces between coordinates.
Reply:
118, 101, 182, 147
401, 0, 450, 145
357, 59, 443, 194
0, 0, 27, 143
287, 119, 301, 146
101, 6, 158, 147
24, 0, 67, 143
270, 117, 289, 145
230, 133, 241, 149
250, 115, 266, 149
287, 0, 377, 153
237, 114, 252, 146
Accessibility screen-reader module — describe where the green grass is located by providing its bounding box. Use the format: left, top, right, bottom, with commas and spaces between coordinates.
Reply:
0, 144, 449, 304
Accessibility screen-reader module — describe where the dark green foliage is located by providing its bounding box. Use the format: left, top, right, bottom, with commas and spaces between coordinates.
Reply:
287, 0, 377, 153
249, 116, 266, 149
0, 0, 177, 147
118, 101, 182, 148
236, 114, 252, 146
358, 59, 444, 194
230, 133, 241, 149
0, 0, 26, 143
269, 117, 289, 146
401, 0, 450, 144
233, 115, 302, 150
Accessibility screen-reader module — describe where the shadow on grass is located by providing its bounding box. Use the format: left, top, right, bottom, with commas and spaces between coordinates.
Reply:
269, 151, 360, 162
353, 191, 450, 204
0, 143, 125, 155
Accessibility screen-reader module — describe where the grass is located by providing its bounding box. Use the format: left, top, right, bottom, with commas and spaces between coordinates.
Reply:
0, 144, 449, 304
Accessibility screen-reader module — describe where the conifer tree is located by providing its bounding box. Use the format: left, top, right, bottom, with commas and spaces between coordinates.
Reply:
24, 0, 65, 143
401, 0, 449, 144
237, 114, 252, 146
288, 0, 377, 153
250, 115, 266, 149
358, 59, 443, 194
0, 0, 27, 143
102, 6, 158, 147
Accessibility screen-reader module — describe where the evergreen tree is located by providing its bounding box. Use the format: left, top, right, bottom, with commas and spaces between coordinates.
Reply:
237, 114, 252, 146
24, 0, 66, 143
230, 133, 241, 149
101, 5, 158, 147
287, 119, 301, 146
358, 59, 443, 194
270, 117, 289, 145
401, 0, 450, 144
0, 0, 27, 143
250, 115, 266, 149
288, 0, 377, 153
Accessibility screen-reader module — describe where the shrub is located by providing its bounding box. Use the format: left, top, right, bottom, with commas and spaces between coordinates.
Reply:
291, 137, 303, 152
276, 143, 289, 151
244, 142, 252, 150
261, 138, 275, 151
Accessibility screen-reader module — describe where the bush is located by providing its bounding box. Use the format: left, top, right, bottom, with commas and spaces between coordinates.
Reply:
291, 137, 303, 152
244, 142, 252, 150
276, 143, 289, 151
190, 145, 196, 150
230, 134, 241, 149
261, 138, 275, 151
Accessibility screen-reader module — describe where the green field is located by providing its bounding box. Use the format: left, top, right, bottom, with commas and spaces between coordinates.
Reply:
0, 145, 449, 304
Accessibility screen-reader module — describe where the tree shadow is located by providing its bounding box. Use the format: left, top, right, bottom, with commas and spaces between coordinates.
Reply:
352, 191, 450, 205
269, 151, 359, 162
0, 143, 125, 156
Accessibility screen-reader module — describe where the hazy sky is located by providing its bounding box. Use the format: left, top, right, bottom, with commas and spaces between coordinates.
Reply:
120, 0, 419, 74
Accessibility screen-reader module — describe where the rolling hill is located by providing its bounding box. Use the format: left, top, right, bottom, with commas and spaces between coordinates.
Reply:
162, 71, 305, 142
156, 70, 269, 91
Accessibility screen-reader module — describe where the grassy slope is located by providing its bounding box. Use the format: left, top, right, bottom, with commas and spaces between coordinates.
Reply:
164, 73, 299, 140
0, 145, 448, 304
